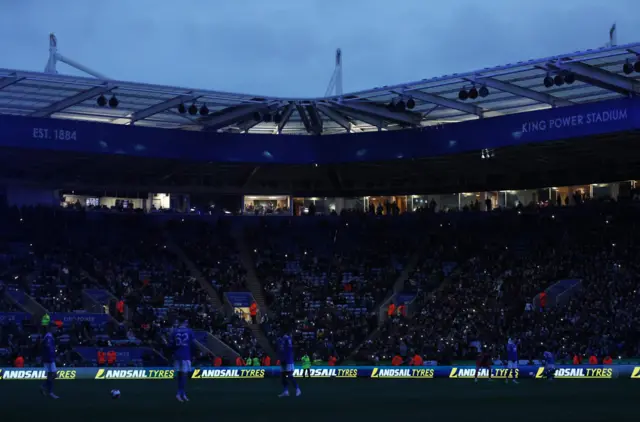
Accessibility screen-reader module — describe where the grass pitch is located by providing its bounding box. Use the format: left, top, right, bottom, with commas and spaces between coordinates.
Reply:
1, 378, 635, 422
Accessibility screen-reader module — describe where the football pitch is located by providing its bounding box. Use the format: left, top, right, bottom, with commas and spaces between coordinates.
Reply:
1, 379, 636, 422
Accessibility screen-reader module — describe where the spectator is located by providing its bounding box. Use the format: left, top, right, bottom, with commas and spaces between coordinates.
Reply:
2, 198, 640, 368
107, 350, 117, 366
250, 302, 258, 325
14, 355, 24, 368
97, 350, 106, 366
262, 355, 271, 366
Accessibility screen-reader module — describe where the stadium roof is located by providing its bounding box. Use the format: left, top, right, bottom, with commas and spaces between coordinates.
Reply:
1, 41, 640, 135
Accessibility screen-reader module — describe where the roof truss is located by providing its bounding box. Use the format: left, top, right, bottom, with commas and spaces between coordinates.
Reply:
1, 41, 639, 134
238, 118, 262, 133
306, 105, 323, 134
331, 100, 422, 126
395, 89, 484, 116
470, 77, 574, 107
31, 84, 114, 118
547, 60, 640, 96
327, 102, 388, 129
200, 102, 281, 131
0, 75, 22, 90
275, 103, 295, 134
295, 104, 315, 134
129, 94, 199, 124
317, 104, 359, 132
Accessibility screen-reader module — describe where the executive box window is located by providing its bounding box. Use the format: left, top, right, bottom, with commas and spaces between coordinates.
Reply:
243, 196, 290, 215
85, 197, 99, 207
292, 197, 364, 216
364, 196, 408, 215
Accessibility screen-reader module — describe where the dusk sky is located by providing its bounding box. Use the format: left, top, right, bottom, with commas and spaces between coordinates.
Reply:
0, 0, 637, 97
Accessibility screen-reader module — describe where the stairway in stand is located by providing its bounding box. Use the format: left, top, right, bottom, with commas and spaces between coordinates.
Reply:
248, 322, 277, 359
347, 249, 423, 360
164, 239, 225, 312
196, 330, 240, 361
228, 226, 278, 358
230, 226, 270, 317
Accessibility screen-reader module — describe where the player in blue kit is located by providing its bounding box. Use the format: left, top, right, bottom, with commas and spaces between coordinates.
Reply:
278, 334, 301, 397
40, 324, 59, 399
543, 350, 555, 381
505, 338, 519, 384
171, 320, 194, 402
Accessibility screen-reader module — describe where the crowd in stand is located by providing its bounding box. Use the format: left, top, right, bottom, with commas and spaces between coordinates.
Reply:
0, 207, 258, 367
248, 216, 425, 360
167, 220, 247, 295
2, 195, 640, 369
364, 199, 640, 364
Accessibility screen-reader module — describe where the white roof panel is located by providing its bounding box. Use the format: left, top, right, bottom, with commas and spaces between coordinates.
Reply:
0, 42, 639, 134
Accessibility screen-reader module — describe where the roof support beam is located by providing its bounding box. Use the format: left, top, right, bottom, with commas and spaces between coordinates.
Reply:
395, 90, 483, 116
200, 102, 280, 131
241, 104, 292, 132
329, 103, 387, 129
275, 103, 295, 134
31, 84, 113, 118
306, 105, 323, 134
0, 75, 22, 91
238, 119, 261, 133
548, 60, 640, 95
329, 100, 421, 126
129, 94, 197, 124
327, 166, 343, 192
296, 104, 315, 134
317, 104, 361, 132
471, 77, 574, 107
242, 166, 260, 188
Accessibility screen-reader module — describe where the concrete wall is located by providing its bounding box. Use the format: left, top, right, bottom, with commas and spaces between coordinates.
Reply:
6, 185, 59, 207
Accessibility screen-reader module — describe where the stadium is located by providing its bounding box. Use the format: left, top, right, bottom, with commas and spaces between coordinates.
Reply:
0, 32, 640, 421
